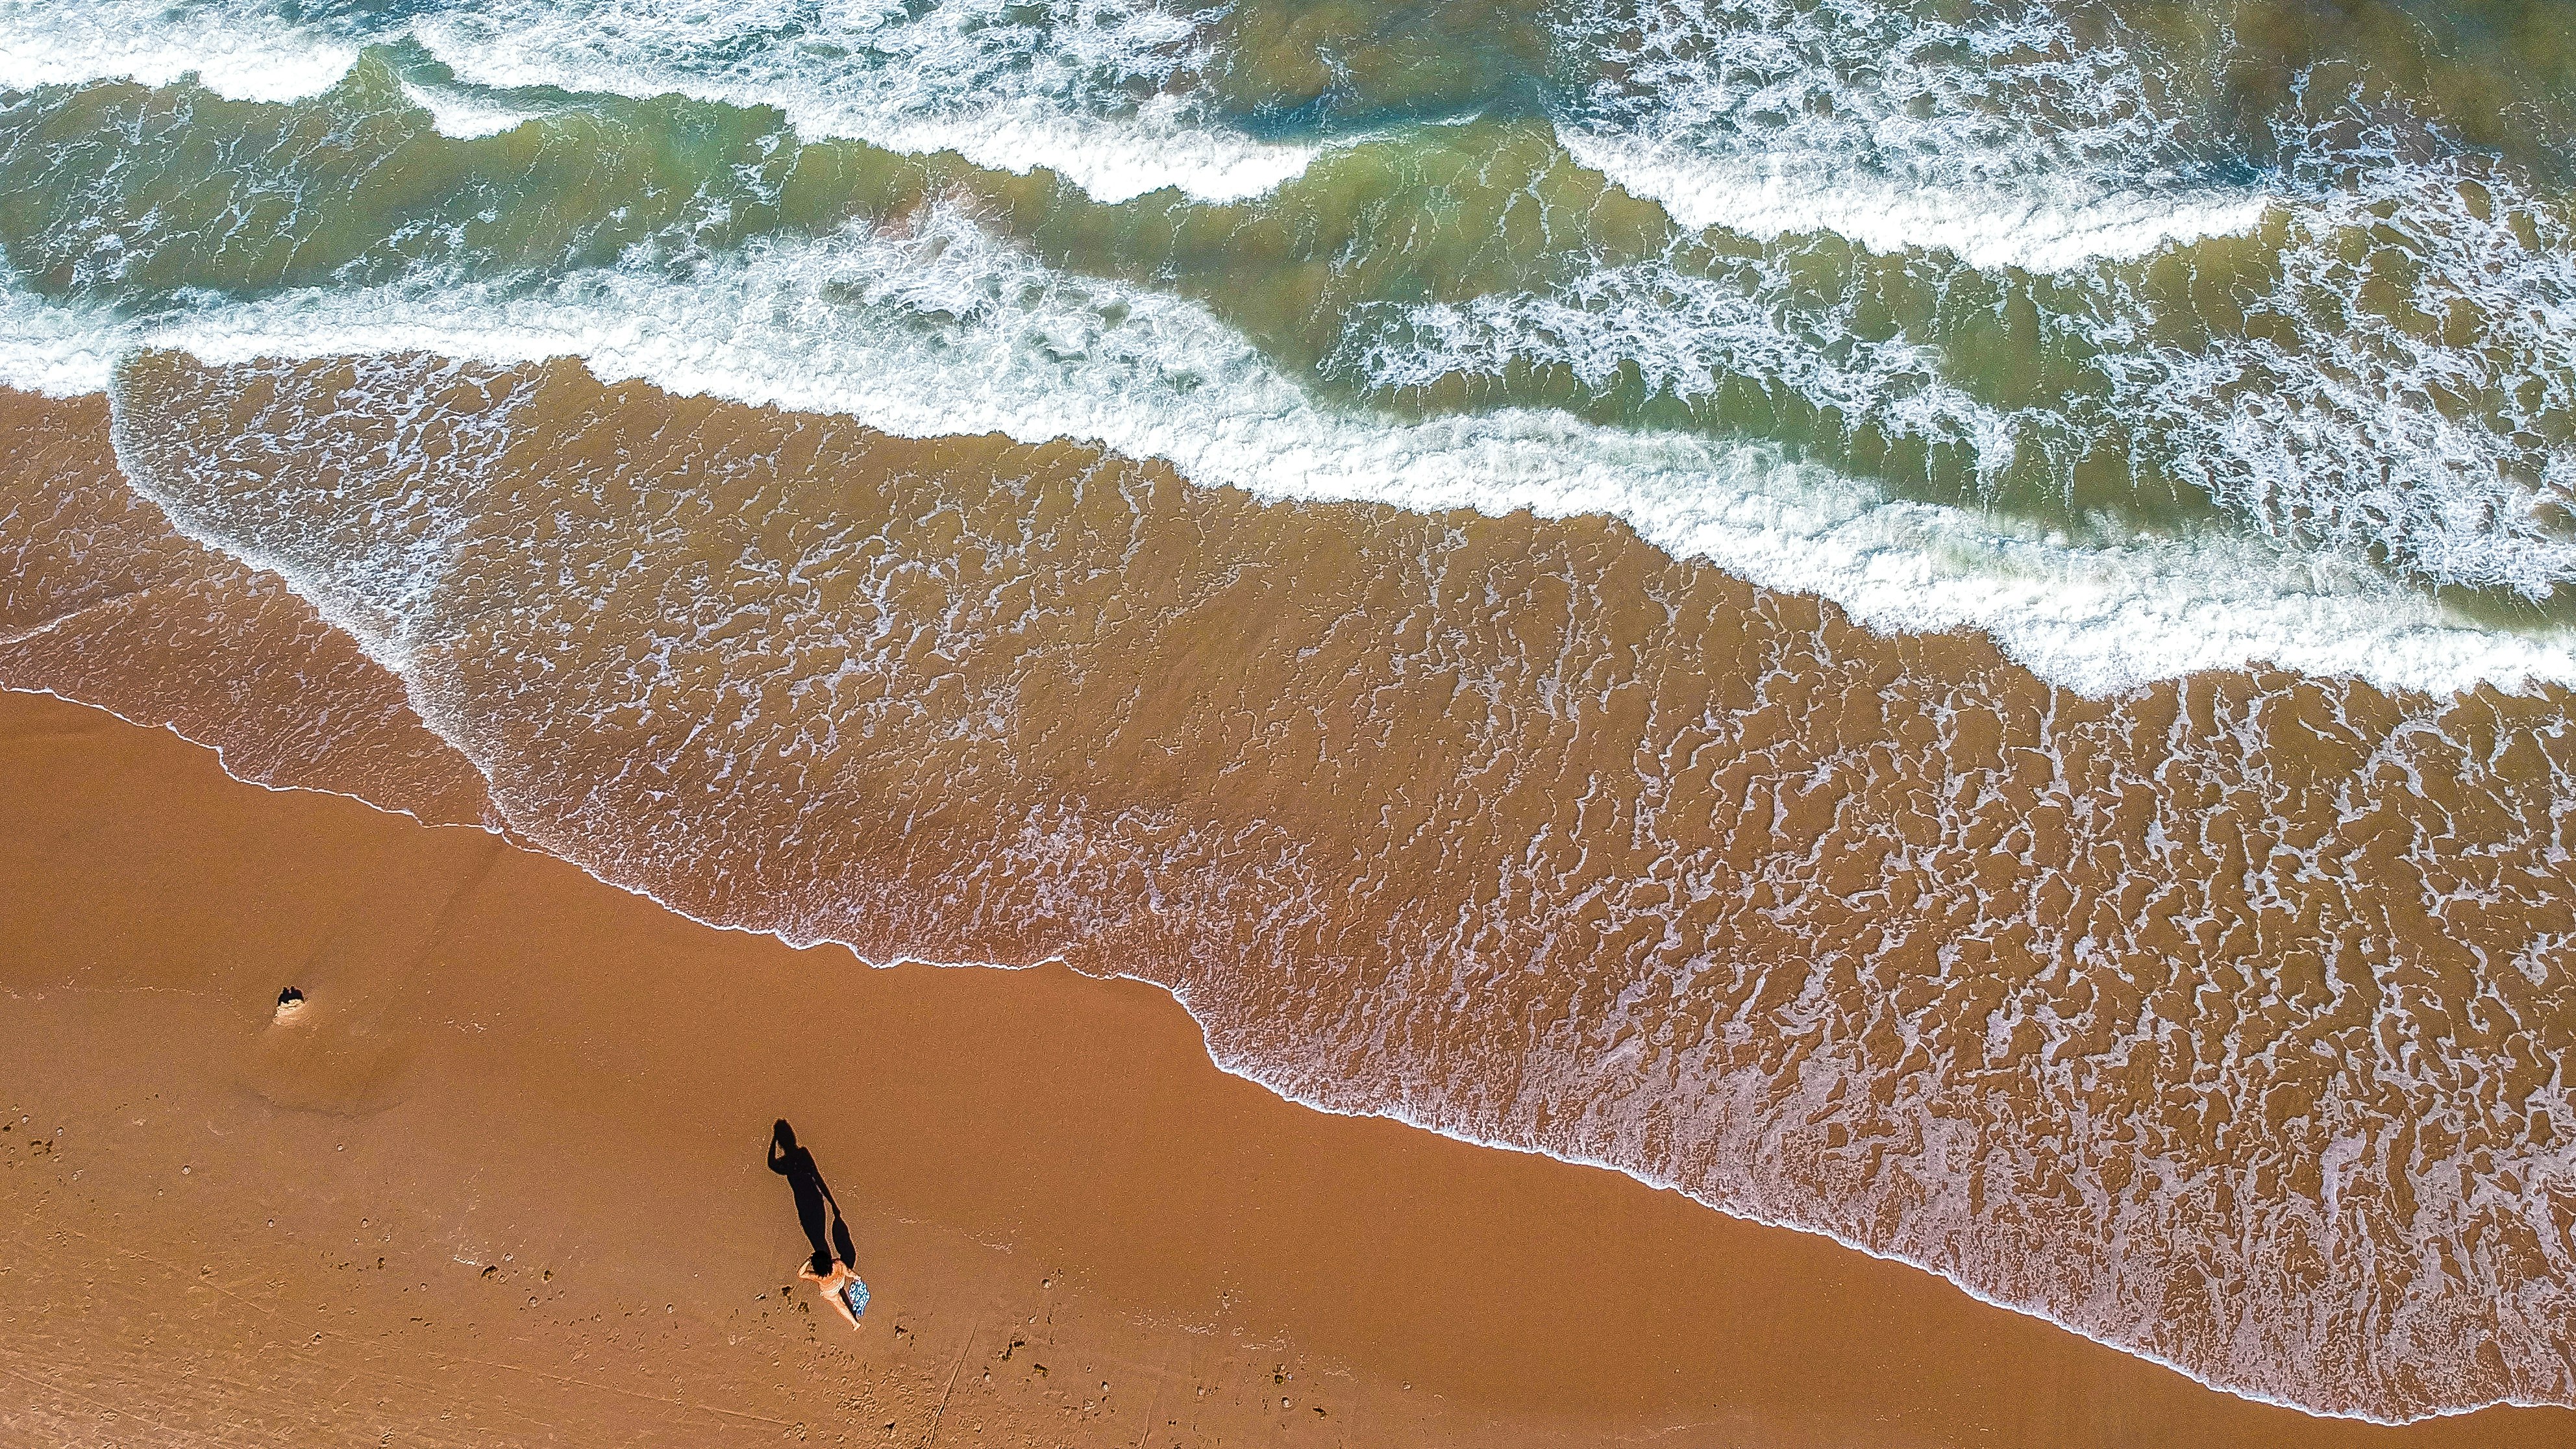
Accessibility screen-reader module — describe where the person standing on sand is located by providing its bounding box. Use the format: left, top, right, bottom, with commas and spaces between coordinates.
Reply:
768, 1119, 865, 1330
805, 1256, 865, 1330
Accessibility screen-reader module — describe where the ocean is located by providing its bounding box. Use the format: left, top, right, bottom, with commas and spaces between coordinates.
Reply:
1, 0, 2573, 1422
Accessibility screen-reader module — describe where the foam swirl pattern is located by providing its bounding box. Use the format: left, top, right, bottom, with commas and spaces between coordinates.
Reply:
4, 0, 2576, 1422
2, 5, 2574, 641
69, 351, 2576, 1421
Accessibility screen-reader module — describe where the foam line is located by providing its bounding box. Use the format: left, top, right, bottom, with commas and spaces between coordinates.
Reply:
0, 0, 358, 101
5, 216, 2572, 700
1561, 127, 2276, 271
0, 0, 1321, 206
407, 6, 1325, 206
395, 79, 547, 142
1552, 0, 2275, 271
12, 654, 2545, 1429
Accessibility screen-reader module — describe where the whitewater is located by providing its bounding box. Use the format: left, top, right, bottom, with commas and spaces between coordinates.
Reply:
5, 0, 2576, 696
1, 232, 2570, 698
8, 0, 2576, 1428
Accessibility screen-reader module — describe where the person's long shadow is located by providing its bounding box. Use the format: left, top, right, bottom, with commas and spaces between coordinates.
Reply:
768, 1119, 856, 1274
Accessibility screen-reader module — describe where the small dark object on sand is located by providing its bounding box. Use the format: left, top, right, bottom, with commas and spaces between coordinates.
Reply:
277, 986, 305, 1008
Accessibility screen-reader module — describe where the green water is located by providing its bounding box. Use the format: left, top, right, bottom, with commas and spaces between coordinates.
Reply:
3, 0, 2574, 607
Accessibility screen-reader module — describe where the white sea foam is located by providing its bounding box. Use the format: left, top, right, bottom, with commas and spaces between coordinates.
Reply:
1335, 257, 2021, 477
0, 0, 357, 102
843, 97, 1319, 205
2121, 114, 2576, 602
6, 214, 2572, 699
1335, 125, 2576, 601
0, 0, 1317, 206
1558, 0, 2273, 271
0, 282, 121, 396
408, 0, 1322, 205
1561, 125, 2273, 270
396, 79, 547, 141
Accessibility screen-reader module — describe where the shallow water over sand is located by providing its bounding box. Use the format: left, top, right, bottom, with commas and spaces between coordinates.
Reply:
6, 0, 2576, 1422
5, 356, 2572, 1418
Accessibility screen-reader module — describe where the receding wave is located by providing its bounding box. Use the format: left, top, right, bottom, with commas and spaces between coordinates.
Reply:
0, 0, 1319, 203
1558, 125, 2276, 271
14, 351, 2565, 1422
0, 386, 495, 823
2, 220, 2570, 697
8, 52, 2575, 630
10, 0, 2576, 1424
1553, 0, 2272, 269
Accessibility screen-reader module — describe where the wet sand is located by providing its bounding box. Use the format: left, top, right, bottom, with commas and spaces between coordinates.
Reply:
5, 683, 2571, 1448
64, 357, 2576, 1417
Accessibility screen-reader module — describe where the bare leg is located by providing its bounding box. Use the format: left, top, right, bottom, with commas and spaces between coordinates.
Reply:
815, 1265, 861, 1330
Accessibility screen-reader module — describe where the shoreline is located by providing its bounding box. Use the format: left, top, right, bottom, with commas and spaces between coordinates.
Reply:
6, 683, 2573, 1448
16, 363, 2576, 1422
30, 677, 2558, 1435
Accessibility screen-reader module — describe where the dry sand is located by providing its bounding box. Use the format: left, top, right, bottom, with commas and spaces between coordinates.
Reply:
3, 684, 2571, 1448
82, 357, 2576, 1420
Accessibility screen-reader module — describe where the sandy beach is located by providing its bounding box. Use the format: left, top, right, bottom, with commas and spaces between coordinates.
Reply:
5, 682, 2571, 1448
14, 2, 2576, 1433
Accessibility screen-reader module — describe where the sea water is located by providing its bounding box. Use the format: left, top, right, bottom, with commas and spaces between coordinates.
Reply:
2, 0, 2574, 1420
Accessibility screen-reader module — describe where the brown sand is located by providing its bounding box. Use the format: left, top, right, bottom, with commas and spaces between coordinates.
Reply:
4, 684, 2571, 1448
0, 386, 490, 826
14, 360, 2576, 1422
68, 354, 2576, 1417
